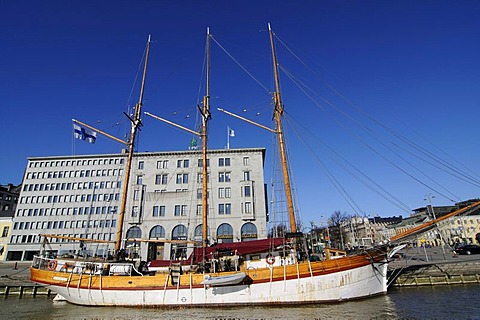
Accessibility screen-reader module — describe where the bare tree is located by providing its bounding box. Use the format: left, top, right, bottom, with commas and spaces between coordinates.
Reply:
327, 211, 350, 250
268, 223, 288, 238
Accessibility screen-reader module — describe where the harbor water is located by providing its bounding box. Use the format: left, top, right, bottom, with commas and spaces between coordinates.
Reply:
0, 284, 479, 320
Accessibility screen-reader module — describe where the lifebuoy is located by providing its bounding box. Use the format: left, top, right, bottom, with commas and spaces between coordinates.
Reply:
266, 255, 275, 265
47, 260, 57, 271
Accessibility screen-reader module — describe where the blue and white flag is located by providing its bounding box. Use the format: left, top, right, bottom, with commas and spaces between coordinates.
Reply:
228, 128, 235, 137
73, 123, 97, 144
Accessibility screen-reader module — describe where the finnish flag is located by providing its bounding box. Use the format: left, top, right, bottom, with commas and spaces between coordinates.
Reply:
73, 123, 97, 144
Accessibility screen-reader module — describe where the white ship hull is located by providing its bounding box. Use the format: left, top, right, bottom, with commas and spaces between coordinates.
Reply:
39, 262, 387, 307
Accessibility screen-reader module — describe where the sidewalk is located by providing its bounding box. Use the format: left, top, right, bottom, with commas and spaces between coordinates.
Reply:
0, 262, 32, 286
389, 246, 480, 269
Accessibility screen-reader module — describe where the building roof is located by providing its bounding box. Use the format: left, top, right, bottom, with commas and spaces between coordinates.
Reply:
27, 147, 267, 161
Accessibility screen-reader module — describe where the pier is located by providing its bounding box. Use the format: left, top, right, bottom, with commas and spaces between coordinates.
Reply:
1, 285, 53, 298
0, 262, 54, 298
388, 246, 480, 287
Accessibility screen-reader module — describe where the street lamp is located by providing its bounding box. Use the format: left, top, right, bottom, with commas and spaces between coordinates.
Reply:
424, 193, 446, 260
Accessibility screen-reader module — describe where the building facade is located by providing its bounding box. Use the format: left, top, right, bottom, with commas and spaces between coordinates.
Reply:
7, 148, 268, 261
385, 201, 480, 247
0, 184, 20, 260
0, 218, 12, 260
0, 184, 20, 218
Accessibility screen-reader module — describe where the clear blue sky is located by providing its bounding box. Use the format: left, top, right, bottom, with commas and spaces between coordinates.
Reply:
2, 1, 480, 226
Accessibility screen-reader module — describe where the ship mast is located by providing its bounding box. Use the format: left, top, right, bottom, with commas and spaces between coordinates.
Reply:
115, 36, 151, 255
268, 23, 297, 233
143, 29, 211, 264
202, 28, 212, 262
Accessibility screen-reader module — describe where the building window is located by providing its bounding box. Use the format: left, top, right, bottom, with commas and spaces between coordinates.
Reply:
196, 204, 202, 215
126, 226, 142, 239
158, 206, 165, 216
197, 173, 209, 183
218, 172, 231, 183
218, 203, 231, 215
176, 173, 188, 184
136, 175, 143, 185
155, 173, 168, 184
219, 157, 231, 167
133, 189, 140, 200
243, 157, 249, 166
194, 224, 203, 240
198, 158, 210, 167
217, 223, 233, 243
174, 205, 187, 216
241, 222, 257, 241
172, 225, 188, 243
243, 171, 251, 181
150, 225, 165, 239
132, 206, 139, 217
138, 161, 144, 170
157, 160, 168, 169
225, 187, 231, 198
156, 174, 168, 185
1, 226, 9, 237
244, 185, 251, 197
244, 202, 252, 214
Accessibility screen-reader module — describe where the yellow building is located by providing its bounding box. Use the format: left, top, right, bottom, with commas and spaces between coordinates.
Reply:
0, 218, 12, 261
438, 214, 480, 246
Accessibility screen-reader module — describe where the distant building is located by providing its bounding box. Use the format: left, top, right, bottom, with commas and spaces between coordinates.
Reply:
0, 184, 21, 218
0, 184, 20, 260
342, 215, 403, 249
7, 148, 268, 261
387, 200, 480, 247
0, 218, 12, 260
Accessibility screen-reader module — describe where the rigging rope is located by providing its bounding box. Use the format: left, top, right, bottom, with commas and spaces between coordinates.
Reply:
278, 64, 461, 203
273, 31, 480, 202
210, 35, 270, 94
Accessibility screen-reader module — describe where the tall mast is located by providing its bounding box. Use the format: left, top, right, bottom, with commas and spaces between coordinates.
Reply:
268, 24, 297, 233
115, 35, 151, 254
202, 28, 211, 261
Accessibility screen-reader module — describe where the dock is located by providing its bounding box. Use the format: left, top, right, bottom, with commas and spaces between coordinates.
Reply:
0, 261, 54, 298
388, 246, 480, 287
1, 285, 53, 298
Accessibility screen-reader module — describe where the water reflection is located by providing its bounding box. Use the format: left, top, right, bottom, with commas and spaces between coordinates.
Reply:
2, 285, 479, 320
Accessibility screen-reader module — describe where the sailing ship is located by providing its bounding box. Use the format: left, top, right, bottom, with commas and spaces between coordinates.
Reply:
30, 25, 392, 306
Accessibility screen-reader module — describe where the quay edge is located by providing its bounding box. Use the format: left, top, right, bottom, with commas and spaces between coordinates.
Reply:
388, 258, 480, 287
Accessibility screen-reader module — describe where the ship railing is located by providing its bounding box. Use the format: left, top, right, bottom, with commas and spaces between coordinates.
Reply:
32, 255, 139, 276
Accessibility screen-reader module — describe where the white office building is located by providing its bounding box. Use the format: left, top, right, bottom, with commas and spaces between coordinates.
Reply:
7, 148, 268, 261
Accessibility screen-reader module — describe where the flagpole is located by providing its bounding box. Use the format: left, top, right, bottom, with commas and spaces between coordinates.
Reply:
227, 126, 230, 149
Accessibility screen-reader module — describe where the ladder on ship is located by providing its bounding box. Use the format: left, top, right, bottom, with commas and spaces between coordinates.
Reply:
170, 263, 182, 285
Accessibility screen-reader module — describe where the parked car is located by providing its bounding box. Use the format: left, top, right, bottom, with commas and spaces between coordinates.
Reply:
454, 244, 480, 255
